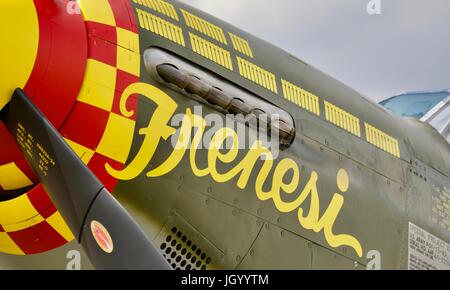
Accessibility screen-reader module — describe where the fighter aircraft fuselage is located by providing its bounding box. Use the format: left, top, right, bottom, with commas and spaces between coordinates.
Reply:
0, 0, 448, 270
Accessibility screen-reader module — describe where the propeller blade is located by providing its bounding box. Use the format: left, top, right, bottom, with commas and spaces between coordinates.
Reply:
0, 88, 170, 270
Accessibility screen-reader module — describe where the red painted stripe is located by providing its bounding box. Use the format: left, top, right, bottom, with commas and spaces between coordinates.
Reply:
122, 0, 139, 33
8, 222, 67, 255
112, 69, 140, 120
27, 185, 53, 218
0, 123, 22, 164
60, 102, 110, 150
88, 36, 118, 67
109, 0, 133, 31
24, 0, 87, 130
86, 21, 117, 44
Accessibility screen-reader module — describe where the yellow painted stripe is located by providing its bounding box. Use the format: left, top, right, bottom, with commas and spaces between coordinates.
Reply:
96, 113, 136, 164
229, 33, 253, 58
136, 9, 185, 46
64, 138, 95, 165
190, 33, 233, 70
133, 0, 179, 21
79, 0, 116, 26
2, 214, 44, 233
0, 0, 39, 111
281, 80, 320, 116
181, 9, 227, 45
0, 194, 39, 225
364, 123, 400, 157
237, 57, 278, 93
324, 101, 361, 137
0, 162, 33, 191
77, 59, 117, 111
117, 46, 141, 77
47, 212, 75, 242
117, 27, 140, 53
0, 233, 25, 255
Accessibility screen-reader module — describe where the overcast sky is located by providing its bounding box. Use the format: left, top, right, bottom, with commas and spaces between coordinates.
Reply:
177, 0, 450, 102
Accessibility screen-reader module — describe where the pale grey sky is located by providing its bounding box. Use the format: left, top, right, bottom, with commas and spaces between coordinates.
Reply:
178, 0, 450, 102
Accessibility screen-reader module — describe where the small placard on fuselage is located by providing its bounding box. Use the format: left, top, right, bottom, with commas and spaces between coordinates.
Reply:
408, 223, 450, 270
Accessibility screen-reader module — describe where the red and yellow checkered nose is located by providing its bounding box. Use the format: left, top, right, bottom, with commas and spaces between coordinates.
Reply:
0, 0, 141, 256
0, 0, 89, 255
0, 2, 39, 193
0, 1, 40, 195
1, 0, 89, 195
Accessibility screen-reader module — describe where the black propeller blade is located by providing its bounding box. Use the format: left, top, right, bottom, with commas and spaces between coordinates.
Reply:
0, 88, 170, 270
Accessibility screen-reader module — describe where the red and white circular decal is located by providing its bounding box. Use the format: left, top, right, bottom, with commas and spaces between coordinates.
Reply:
90, 220, 114, 254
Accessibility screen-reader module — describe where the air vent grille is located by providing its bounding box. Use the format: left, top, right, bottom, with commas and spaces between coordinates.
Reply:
160, 227, 212, 270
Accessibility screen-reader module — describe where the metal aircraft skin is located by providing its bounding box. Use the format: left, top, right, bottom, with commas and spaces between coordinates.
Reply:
0, 0, 448, 270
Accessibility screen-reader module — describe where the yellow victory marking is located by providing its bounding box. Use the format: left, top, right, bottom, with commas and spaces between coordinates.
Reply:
0, 0, 39, 110
108, 83, 363, 257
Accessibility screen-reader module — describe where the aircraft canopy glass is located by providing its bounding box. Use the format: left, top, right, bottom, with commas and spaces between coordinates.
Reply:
380, 91, 450, 143
380, 92, 448, 119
